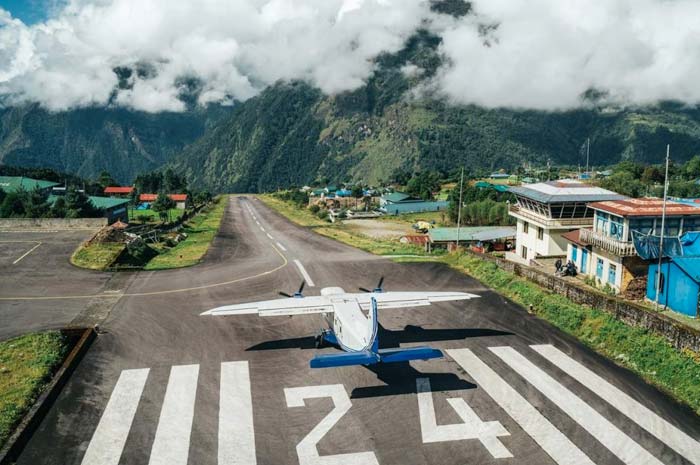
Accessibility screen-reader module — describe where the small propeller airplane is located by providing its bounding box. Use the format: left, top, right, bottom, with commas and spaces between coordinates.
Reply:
201, 278, 479, 368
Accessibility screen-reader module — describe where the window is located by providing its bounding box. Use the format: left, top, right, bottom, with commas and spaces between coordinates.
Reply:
521, 246, 527, 259
522, 221, 529, 234
608, 264, 617, 285
537, 227, 544, 240
571, 245, 578, 262
596, 258, 604, 279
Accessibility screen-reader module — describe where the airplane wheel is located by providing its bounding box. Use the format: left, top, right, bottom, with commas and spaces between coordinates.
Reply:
315, 334, 324, 348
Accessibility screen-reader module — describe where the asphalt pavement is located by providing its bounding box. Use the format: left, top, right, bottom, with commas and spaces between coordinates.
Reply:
3, 196, 700, 465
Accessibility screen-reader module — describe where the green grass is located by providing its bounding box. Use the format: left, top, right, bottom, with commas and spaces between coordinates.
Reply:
258, 194, 327, 227
129, 208, 182, 223
261, 194, 700, 415
0, 332, 68, 448
442, 253, 700, 415
70, 242, 125, 270
144, 196, 226, 270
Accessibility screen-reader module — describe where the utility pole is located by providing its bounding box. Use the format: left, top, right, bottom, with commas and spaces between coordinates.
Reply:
456, 167, 464, 250
586, 137, 590, 174
655, 144, 670, 310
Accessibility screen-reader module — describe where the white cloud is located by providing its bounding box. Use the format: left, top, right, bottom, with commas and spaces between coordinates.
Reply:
1, 0, 700, 112
431, 0, 700, 109
0, 0, 427, 111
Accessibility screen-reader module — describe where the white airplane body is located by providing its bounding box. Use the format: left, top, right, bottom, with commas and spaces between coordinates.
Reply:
201, 282, 478, 368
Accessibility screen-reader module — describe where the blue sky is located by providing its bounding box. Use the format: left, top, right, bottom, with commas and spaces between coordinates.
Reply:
0, 0, 64, 24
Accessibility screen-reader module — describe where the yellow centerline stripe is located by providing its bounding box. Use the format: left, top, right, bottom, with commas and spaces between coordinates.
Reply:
0, 243, 288, 301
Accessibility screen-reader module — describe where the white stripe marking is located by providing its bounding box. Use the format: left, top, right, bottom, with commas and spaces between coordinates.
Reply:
266, 233, 274, 240
447, 349, 594, 465
532, 344, 700, 465
276, 242, 287, 252
260, 227, 265, 232
491, 346, 664, 465
255, 221, 260, 225
149, 365, 199, 465
219, 361, 256, 465
293, 259, 315, 287
81, 368, 149, 465
13, 242, 41, 264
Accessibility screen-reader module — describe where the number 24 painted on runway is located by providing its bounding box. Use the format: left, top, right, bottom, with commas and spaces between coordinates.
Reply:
284, 382, 511, 465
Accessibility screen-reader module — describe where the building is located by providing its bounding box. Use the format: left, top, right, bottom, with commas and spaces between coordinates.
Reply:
0, 176, 59, 194
428, 226, 516, 252
564, 198, 700, 294
379, 192, 448, 215
104, 186, 134, 197
647, 257, 700, 318
139, 193, 189, 209
47, 195, 129, 224
506, 179, 625, 265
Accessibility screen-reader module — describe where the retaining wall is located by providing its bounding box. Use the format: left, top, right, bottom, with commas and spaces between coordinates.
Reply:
0, 218, 107, 230
469, 250, 700, 352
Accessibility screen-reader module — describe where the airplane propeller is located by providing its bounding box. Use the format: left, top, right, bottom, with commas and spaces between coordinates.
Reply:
279, 280, 306, 298
360, 276, 384, 293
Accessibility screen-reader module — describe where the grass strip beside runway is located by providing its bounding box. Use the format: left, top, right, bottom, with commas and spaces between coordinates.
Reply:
71, 242, 125, 270
443, 253, 700, 416
0, 331, 68, 448
144, 196, 226, 270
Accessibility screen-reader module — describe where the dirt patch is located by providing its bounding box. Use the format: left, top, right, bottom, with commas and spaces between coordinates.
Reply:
342, 219, 412, 239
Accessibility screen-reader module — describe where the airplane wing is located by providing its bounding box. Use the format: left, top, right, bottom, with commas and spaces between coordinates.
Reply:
201, 295, 334, 317
354, 291, 478, 310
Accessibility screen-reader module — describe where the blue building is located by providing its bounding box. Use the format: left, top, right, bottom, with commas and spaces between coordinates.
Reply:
647, 257, 700, 318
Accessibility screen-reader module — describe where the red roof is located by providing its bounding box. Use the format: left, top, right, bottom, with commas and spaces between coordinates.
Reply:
104, 186, 134, 194
139, 193, 188, 202
400, 234, 430, 245
589, 198, 700, 217
561, 229, 587, 246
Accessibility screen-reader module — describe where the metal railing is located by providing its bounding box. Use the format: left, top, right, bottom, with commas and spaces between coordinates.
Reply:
580, 228, 637, 257
508, 205, 593, 228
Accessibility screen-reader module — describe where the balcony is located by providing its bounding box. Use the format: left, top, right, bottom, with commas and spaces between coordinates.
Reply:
508, 205, 593, 228
579, 228, 637, 257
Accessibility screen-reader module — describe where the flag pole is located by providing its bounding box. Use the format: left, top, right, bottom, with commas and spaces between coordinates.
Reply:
456, 167, 464, 249
655, 144, 670, 310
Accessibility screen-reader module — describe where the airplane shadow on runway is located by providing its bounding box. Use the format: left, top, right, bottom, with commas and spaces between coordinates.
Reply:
246, 324, 512, 398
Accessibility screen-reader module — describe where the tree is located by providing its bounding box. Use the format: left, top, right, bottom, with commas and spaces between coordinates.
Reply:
0, 188, 5, 206
0, 191, 28, 217
51, 196, 67, 218
641, 166, 664, 185
405, 171, 441, 200
64, 187, 100, 218
193, 191, 213, 206
351, 184, 363, 209
683, 155, 700, 179
97, 170, 118, 189
152, 193, 176, 222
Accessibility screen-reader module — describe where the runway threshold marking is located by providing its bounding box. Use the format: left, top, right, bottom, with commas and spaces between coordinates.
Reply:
447, 349, 595, 465
293, 259, 315, 287
491, 346, 664, 465
149, 365, 199, 465
219, 361, 256, 465
0, 242, 289, 300
81, 368, 149, 465
531, 344, 700, 464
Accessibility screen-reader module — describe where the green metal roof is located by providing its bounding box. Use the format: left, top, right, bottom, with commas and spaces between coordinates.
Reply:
0, 176, 60, 193
382, 192, 413, 203
48, 195, 129, 210
429, 226, 516, 242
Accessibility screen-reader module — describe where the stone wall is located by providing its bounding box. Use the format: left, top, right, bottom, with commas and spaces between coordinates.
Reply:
470, 251, 700, 353
0, 218, 107, 230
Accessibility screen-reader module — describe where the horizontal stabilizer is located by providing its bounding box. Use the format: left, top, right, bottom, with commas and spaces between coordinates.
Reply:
310, 351, 379, 368
378, 346, 443, 363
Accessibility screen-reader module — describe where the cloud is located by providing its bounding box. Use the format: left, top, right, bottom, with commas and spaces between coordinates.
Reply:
1, 0, 700, 112
431, 0, 700, 109
0, 0, 427, 111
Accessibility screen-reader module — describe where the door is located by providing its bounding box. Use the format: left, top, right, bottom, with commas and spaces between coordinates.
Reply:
581, 248, 588, 273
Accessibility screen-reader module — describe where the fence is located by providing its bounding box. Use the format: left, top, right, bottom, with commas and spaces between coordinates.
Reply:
467, 250, 700, 352
0, 218, 107, 230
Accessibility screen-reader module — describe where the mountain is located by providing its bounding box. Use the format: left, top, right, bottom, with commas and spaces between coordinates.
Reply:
170, 31, 700, 192
0, 104, 231, 184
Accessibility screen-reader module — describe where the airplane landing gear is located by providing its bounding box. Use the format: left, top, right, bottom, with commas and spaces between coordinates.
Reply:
315, 333, 325, 348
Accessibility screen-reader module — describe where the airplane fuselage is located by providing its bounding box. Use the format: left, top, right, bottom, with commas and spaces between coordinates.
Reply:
320, 287, 376, 352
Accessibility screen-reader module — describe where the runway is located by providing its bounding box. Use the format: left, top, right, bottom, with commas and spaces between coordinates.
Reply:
4, 196, 699, 464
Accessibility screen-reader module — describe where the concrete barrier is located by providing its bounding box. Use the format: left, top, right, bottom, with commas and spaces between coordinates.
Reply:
0, 218, 107, 230
467, 250, 700, 353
